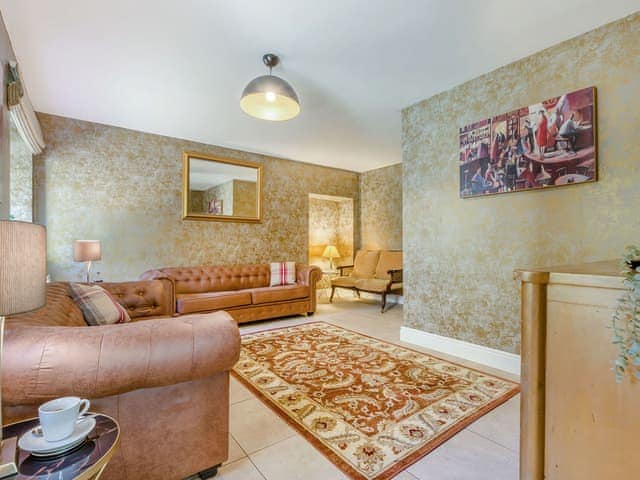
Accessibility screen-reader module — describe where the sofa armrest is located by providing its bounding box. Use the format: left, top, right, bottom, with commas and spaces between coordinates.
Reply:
101, 278, 175, 318
140, 268, 166, 279
3, 311, 240, 407
388, 268, 403, 283
338, 265, 354, 276
296, 264, 322, 287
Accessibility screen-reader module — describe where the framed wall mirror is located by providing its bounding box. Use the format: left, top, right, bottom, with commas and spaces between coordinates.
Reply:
182, 151, 262, 223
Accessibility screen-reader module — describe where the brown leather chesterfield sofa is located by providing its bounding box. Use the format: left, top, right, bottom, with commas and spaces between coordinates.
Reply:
141, 263, 322, 323
3, 280, 240, 480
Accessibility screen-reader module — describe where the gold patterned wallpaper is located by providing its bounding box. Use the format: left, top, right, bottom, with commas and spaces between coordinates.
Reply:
402, 12, 640, 354
232, 180, 258, 217
308, 196, 354, 270
360, 163, 402, 250
34, 113, 360, 281
204, 180, 233, 215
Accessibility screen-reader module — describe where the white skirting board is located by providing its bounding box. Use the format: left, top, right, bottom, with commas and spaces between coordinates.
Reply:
400, 326, 521, 376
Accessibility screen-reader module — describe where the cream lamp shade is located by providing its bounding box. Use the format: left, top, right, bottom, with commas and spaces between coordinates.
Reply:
0, 220, 46, 316
74, 240, 101, 262
322, 245, 341, 272
322, 245, 341, 259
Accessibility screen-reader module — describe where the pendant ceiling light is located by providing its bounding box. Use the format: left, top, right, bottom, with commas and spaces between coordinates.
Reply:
240, 53, 300, 121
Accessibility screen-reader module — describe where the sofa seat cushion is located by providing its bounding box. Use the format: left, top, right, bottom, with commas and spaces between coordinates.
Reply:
331, 276, 356, 288
250, 285, 308, 305
176, 291, 252, 314
354, 279, 403, 293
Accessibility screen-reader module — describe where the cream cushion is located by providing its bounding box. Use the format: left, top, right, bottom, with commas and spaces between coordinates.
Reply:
374, 251, 403, 280
331, 276, 356, 288
354, 278, 403, 293
352, 250, 380, 279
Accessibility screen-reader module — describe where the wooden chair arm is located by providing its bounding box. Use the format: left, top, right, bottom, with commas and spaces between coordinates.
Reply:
388, 268, 403, 282
338, 265, 354, 275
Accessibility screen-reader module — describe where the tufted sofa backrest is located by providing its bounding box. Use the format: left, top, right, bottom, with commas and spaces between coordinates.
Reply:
6, 282, 86, 328
6, 279, 175, 328
150, 265, 272, 294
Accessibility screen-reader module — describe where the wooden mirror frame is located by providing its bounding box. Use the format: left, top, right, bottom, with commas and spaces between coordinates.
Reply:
182, 151, 263, 223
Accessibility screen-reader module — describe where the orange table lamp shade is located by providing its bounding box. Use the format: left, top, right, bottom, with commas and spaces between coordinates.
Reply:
74, 240, 101, 262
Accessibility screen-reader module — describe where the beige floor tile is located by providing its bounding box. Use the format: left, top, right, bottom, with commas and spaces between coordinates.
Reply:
229, 398, 296, 454
229, 376, 254, 405
391, 471, 419, 480
238, 316, 314, 335
224, 433, 247, 465
217, 458, 265, 480
249, 435, 349, 480
467, 394, 520, 452
407, 430, 518, 480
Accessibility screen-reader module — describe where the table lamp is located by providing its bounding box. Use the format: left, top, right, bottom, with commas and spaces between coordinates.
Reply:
74, 240, 101, 283
322, 245, 341, 271
0, 220, 46, 478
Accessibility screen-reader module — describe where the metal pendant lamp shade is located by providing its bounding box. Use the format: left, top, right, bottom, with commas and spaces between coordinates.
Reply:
240, 54, 300, 121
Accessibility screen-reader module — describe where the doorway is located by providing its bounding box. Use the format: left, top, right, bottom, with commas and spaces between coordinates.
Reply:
308, 193, 354, 272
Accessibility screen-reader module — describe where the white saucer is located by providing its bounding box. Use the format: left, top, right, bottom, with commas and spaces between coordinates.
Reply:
18, 417, 96, 456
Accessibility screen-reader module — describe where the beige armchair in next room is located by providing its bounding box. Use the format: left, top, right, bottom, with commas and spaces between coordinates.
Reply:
330, 250, 403, 312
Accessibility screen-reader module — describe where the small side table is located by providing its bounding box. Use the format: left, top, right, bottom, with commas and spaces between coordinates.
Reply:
317, 270, 339, 300
2, 414, 120, 480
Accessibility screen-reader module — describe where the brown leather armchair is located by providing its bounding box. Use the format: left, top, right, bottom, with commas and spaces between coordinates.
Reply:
3, 281, 240, 480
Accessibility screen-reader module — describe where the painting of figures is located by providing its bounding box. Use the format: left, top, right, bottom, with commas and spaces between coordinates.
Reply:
459, 86, 596, 198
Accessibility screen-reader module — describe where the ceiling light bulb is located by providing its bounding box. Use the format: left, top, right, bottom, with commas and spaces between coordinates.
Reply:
265, 91, 277, 102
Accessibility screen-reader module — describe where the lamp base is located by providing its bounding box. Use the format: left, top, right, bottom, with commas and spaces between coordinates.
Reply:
0, 437, 17, 478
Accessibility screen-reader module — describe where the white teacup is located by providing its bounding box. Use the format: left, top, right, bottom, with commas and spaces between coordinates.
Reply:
38, 396, 90, 442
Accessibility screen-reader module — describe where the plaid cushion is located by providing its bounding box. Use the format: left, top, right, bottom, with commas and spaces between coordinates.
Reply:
69, 283, 131, 326
270, 262, 296, 286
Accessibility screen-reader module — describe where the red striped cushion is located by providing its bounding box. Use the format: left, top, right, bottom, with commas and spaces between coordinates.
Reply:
270, 262, 296, 286
69, 283, 131, 326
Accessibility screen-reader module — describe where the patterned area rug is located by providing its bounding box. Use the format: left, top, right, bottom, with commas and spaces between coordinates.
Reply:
232, 322, 519, 480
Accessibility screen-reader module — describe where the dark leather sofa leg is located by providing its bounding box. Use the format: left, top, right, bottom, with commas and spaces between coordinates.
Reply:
307, 311, 315, 316
198, 464, 221, 479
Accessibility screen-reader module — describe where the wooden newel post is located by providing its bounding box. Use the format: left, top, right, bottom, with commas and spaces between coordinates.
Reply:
515, 270, 549, 480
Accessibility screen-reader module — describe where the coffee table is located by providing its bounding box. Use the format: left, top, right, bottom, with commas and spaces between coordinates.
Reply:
2, 414, 119, 480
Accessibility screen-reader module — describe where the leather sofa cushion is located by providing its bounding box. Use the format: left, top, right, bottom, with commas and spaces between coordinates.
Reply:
176, 291, 252, 314
250, 285, 308, 305
354, 278, 403, 293
352, 250, 380, 279
103, 280, 174, 319
331, 276, 356, 288
6, 280, 176, 328
374, 251, 403, 280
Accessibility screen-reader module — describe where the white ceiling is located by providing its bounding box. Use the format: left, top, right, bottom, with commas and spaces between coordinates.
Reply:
1, 1, 638, 172
189, 158, 257, 190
